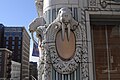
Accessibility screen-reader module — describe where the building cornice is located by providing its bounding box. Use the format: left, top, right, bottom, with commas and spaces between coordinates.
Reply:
0, 48, 12, 53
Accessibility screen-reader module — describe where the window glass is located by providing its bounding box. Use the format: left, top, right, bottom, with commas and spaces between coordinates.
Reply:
18, 46, 21, 49
12, 46, 15, 50
19, 36, 21, 40
6, 37, 9, 40
6, 41, 8, 45
12, 37, 15, 40
11, 32, 15, 36
18, 41, 21, 45
16, 32, 22, 36
12, 41, 15, 45
92, 25, 120, 80
5, 32, 10, 36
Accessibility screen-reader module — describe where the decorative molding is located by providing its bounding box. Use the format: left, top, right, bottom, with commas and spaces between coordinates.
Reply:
45, 8, 88, 75
29, 7, 89, 80
89, 0, 97, 7
99, 0, 120, 9
100, 0, 108, 8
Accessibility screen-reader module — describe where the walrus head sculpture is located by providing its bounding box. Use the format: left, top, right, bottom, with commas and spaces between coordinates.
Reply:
51, 7, 78, 41
58, 8, 72, 25
58, 8, 72, 41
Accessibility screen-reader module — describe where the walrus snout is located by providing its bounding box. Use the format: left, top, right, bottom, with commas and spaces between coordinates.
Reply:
58, 8, 72, 41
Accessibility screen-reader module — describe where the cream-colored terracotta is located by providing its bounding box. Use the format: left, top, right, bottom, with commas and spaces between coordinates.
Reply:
56, 30, 75, 60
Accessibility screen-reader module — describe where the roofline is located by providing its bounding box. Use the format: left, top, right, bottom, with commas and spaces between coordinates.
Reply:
0, 48, 12, 53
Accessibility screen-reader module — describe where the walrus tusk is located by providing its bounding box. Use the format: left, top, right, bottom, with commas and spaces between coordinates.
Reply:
61, 22, 71, 41
61, 23, 65, 41
67, 23, 70, 41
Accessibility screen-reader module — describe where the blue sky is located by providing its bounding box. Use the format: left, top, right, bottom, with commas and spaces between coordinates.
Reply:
0, 0, 39, 62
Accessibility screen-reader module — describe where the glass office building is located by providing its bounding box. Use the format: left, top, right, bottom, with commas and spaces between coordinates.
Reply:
34, 0, 120, 80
